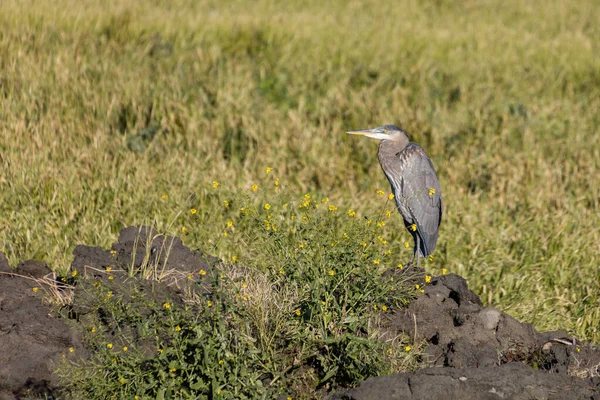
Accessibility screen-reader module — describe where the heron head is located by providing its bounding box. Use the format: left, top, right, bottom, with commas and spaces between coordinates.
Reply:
346, 124, 406, 141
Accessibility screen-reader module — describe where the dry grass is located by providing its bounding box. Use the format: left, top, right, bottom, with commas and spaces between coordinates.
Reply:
1, 0, 599, 344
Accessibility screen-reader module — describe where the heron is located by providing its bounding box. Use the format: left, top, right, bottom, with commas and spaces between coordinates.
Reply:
347, 125, 442, 268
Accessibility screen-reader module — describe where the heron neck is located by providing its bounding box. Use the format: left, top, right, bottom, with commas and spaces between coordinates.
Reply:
378, 137, 409, 160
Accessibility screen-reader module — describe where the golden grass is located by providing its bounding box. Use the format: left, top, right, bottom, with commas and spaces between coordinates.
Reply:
1, 0, 599, 342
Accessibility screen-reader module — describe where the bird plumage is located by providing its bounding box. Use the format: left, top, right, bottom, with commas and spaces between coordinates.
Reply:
347, 124, 442, 264
379, 141, 442, 257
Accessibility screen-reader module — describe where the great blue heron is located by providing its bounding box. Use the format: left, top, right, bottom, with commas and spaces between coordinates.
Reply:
347, 125, 442, 267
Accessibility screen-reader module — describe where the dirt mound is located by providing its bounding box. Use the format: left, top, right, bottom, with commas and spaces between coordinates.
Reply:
332, 275, 600, 399
1, 227, 600, 399
0, 260, 85, 400
0, 226, 219, 399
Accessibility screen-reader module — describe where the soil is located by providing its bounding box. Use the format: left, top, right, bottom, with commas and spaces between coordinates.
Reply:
1, 226, 599, 399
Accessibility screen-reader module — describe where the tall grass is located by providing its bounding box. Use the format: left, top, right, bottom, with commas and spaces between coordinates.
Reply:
1, 0, 599, 343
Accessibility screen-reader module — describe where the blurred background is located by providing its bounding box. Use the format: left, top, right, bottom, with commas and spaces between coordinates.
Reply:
1, 0, 599, 341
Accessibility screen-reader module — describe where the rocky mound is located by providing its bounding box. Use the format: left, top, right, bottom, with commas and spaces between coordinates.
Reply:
1, 227, 599, 399
331, 274, 600, 399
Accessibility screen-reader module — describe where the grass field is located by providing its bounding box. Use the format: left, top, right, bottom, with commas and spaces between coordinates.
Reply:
1, 0, 599, 353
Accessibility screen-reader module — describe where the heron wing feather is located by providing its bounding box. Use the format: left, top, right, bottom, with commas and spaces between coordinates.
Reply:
386, 144, 442, 256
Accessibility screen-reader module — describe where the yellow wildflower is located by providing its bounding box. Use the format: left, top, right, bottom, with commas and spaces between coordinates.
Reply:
425, 275, 432, 283
252, 184, 258, 192
110, 249, 117, 255
108, 275, 114, 280
428, 254, 435, 261
175, 325, 181, 331
388, 193, 395, 200
107, 343, 113, 349
187, 273, 193, 280
275, 178, 280, 186
321, 197, 329, 204
219, 359, 224, 364
415, 284, 420, 289
373, 304, 378, 310
106, 291, 113, 297
347, 209, 356, 217
373, 258, 380, 265
71, 270, 77, 277
279, 269, 285, 275
411, 224, 417, 231
32, 287, 39, 293
404, 241, 409, 248
181, 226, 188, 234
222, 232, 228, 237
106, 267, 112, 272
69, 347, 74, 353
266, 167, 273, 174
377, 221, 385, 228
227, 221, 233, 228
302, 216, 308, 223
190, 208, 197, 215
376, 189, 385, 196
387, 348, 393, 355
264, 203, 271, 210
170, 368, 177, 373
328, 204, 337, 211
200, 269, 207, 276
163, 302, 171, 309
123, 346, 128, 352
398, 264, 403, 270
212, 181, 219, 189
385, 210, 391, 218
366, 219, 372, 225
295, 310, 301, 316
361, 241, 367, 248
442, 268, 447, 275
119, 377, 126, 385
161, 194, 169, 199
382, 305, 388, 311
91, 327, 96, 333
231, 255, 238, 263
429, 188, 435, 196
223, 200, 229, 207
405, 346, 412, 352
343, 233, 349, 239
328, 270, 335, 276
242, 282, 248, 288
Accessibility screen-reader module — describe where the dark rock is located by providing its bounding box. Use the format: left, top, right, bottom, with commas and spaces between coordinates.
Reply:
0, 270, 86, 399
382, 274, 555, 369
329, 363, 600, 400
71, 245, 114, 278
15, 260, 52, 278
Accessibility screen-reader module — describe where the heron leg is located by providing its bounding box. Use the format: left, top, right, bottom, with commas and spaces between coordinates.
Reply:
416, 235, 421, 269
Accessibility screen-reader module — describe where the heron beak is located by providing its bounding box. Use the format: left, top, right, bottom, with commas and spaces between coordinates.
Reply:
347, 128, 388, 140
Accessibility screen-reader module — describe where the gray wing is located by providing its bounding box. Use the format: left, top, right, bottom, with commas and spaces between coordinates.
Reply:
383, 143, 442, 256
